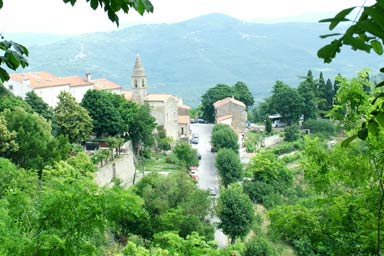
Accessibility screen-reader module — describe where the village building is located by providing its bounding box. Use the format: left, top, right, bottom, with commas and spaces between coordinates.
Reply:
213, 96, 247, 132
129, 54, 191, 140
5, 54, 191, 140
4, 71, 122, 106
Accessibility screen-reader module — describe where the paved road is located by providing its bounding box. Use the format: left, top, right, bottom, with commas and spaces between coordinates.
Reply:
190, 123, 228, 248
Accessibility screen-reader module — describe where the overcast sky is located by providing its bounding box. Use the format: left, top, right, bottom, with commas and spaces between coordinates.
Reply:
0, 0, 373, 35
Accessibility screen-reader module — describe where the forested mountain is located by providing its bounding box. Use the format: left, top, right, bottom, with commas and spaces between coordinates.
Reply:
15, 13, 382, 106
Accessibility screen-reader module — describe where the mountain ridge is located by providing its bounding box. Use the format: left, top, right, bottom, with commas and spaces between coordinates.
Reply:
12, 13, 383, 106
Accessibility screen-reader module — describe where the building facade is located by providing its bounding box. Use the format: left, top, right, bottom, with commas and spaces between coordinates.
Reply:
214, 97, 247, 132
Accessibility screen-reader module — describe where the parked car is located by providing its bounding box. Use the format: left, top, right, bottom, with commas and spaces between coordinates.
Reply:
190, 174, 199, 182
198, 153, 201, 160
190, 133, 199, 144
208, 187, 217, 196
198, 118, 207, 124
191, 119, 196, 124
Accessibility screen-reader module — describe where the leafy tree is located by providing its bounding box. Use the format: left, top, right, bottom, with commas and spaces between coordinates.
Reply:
270, 81, 304, 125
244, 151, 293, 208
298, 78, 317, 121
217, 185, 254, 244
0, 115, 18, 153
81, 90, 125, 137
265, 116, 272, 134
173, 141, 198, 168
25, 91, 54, 122
216, 148, 242, 187
127, 103, 156, 155
0, 107, 70, 174
233, 81, 254, 108
244, 237, 276, 256
54, 91, 93, 143
325, 78, 334, 110
211, 124, 239, 153
201, 84, 234, 122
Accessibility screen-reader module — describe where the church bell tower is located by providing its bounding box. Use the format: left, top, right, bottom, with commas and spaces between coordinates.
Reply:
131, 54, 147, 104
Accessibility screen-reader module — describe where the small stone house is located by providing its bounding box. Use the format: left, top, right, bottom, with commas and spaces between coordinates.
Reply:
213, 97, 247, 132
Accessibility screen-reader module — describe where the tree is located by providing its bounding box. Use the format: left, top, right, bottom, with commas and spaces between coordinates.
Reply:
54, 91, 93, 143
265, 116, 272, 134
233, 81, 254, 108
0, 107, 70, 173
284, 125, 300, 142
127, 103, 156, 155
201, 84, 235, 123
211, 124, 239, 153
270, 81, 304, 125
25, 91, 54, 122
0, 0, 153, 83
173, 141, 198, 168
0, 115, 18, 153
217, 185, 254, 244
216, 148, 242, 187
298, 78, 317, 121
81, 90, 125, 137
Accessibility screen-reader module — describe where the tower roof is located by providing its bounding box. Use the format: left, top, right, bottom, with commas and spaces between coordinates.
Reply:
132, 54, 146, 77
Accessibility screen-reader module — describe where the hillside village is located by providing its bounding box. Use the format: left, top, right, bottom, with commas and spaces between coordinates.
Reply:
2, 1, 384, 255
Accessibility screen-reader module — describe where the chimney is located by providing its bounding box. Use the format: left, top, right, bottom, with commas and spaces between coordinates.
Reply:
85, 72, 91, 82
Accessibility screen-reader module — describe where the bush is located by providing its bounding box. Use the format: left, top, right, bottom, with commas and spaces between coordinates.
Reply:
271, 140, 304, 155
165, 153, 178, 164
302, 119, 336, 138
211, 124, 239, 153
244, 237, 277, 256
284, 125, 300, 142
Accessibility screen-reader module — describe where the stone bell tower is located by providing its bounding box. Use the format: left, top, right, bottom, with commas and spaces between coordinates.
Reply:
131, 54, 147, 104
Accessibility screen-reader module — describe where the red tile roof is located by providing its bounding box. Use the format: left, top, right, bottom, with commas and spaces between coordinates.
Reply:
93, 79, 122, 90
213, 97, 246, 109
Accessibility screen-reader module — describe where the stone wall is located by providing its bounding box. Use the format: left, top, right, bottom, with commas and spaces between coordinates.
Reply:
94, 141, 137, 187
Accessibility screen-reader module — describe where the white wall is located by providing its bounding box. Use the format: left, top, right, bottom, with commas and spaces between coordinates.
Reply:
70, 85, 94, 103
4, 79, 32, 98
34, 85, 70, 107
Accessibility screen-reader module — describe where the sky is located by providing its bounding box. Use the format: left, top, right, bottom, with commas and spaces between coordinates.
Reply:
0, 0, 374, 35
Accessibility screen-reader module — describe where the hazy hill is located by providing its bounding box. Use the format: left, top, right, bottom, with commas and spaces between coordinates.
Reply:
16, 13, 383, 106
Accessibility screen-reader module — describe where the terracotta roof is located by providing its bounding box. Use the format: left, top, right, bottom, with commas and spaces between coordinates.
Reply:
10, 71, 67, 88
213, 97, 246, 109
10, 72, 93, 88
93, 79, 122, 90
122, 90, 133, 100
217, 114, 233, 122
57, 76, 93, 87
145, 94, 174, 102
178, 103, 190, 110
178, 115, 190, 124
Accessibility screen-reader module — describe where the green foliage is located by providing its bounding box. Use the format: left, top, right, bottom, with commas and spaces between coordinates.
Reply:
270, 140, 304, 155
284, 125, 301, 142
297, 74, 317, 120
81, 90, 125, 137
0, 107, 70, 173
216, 148, 242, 187
244, 237, 277, 256
25, 91, 54, 122
217, 185, 254, 244
133, 172, 214, 239
233, 81, 255, 108
265, 116, 272, 134
0, 39, 29, 83
244, 131, 263, 153
0, 84, 32, 112
201, 84, 234, 122
211, 124, 239, 153
0, 115, 18, 153
302, 119, 336, 138
67, 151, 97, 175
54, 91, 93, 143
173, 141, 198, 168
270, 81, 304, 125
244, 151, 294, 208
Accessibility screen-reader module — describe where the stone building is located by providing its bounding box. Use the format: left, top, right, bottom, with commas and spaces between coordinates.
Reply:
129, 54, 191, 141
213, 96, 247, 132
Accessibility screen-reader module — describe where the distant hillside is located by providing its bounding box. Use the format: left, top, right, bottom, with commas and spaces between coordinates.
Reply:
14, 13, 383, 106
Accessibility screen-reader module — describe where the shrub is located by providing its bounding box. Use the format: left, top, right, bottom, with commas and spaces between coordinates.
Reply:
284, 125, 300, 142
244, 237, 277, 256
302, 119, 336, 138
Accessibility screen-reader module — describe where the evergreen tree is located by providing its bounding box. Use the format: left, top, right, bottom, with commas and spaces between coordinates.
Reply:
25, 91, 54, 122
325, 78, 334, 110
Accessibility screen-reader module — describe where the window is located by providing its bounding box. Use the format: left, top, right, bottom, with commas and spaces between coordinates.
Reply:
142, 80, 145, 87
8, 85, 13, 90
134, 79, 138, 88
181, 127, 184, 135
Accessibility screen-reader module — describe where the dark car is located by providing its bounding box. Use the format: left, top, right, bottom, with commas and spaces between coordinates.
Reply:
198, 118, 207, 124
198, 153, 202, 160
